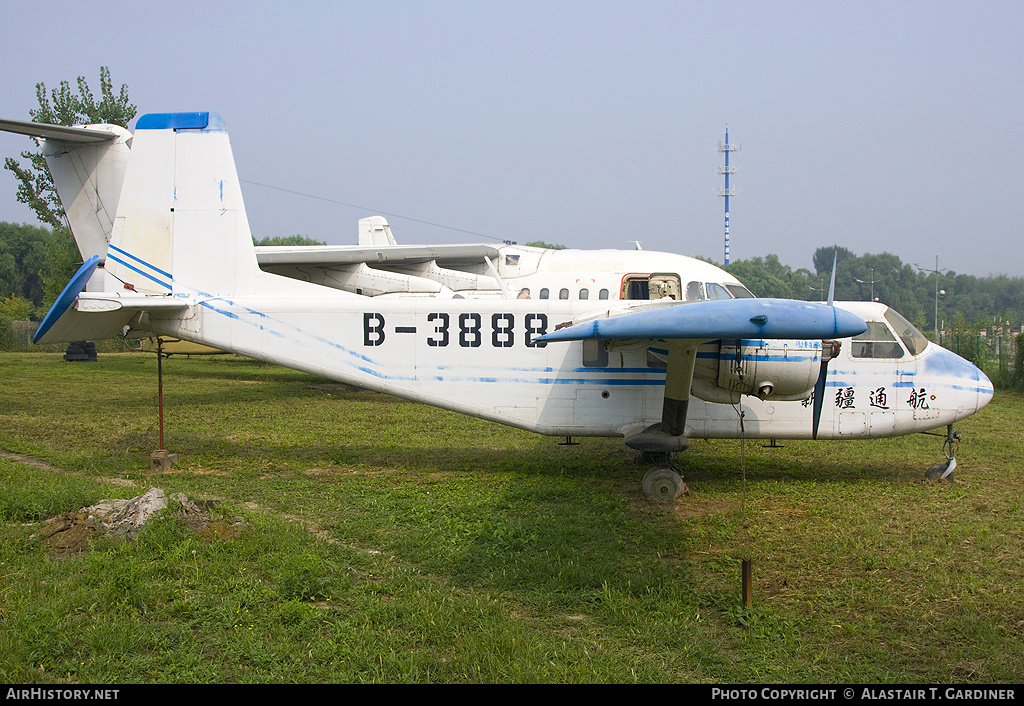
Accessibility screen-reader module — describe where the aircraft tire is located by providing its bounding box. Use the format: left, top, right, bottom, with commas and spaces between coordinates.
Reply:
642, 467, 686, 502
925, 460, 955, 483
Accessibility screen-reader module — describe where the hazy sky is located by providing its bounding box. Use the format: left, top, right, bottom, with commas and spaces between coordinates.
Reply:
2, 1, 1021, 277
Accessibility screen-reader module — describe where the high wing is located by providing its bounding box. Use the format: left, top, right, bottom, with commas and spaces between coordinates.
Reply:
536, 298, 866, 343
536, 298, 867, 457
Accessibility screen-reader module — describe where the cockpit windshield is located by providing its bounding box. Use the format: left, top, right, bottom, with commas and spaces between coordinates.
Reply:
851, 308, 930, 359
725, 284, 755, 299
883, 308, 929, 356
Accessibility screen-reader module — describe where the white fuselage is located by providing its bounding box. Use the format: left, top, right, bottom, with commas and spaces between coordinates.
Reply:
141, 246, 993, 442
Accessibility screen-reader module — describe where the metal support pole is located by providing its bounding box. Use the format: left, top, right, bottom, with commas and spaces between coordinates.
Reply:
157, 337, 164, 449
742, 558, 753, 608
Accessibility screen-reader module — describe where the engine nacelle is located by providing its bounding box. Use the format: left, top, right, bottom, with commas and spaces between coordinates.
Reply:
691, 339, 823, 404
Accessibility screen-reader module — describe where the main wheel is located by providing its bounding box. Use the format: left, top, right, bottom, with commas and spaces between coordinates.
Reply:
642, 467, 687, 502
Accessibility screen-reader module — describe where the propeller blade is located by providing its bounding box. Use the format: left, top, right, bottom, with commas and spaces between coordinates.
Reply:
814, 253, 839, 439
812, 354, 828, 440
826, 251, 837, 306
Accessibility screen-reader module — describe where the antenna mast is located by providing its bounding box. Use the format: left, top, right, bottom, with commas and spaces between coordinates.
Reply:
717, 126, 741, 264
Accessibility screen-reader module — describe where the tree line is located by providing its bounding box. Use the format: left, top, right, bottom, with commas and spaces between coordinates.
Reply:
4, 225, 1023, 333
722, 246, 1024, 337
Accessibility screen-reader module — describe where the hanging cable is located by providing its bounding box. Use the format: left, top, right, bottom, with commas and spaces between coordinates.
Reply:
240, 179, 505, 242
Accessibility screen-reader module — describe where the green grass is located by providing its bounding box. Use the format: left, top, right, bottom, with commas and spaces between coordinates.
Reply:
0, 352, 1021, 683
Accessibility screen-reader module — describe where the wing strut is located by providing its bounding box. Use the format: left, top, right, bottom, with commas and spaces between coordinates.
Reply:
625, 339, 698, 453
483, 256, 511, 298
662, 339, 698, 436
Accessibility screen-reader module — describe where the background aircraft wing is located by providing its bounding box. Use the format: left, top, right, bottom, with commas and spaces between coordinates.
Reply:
255, 243, 501, 267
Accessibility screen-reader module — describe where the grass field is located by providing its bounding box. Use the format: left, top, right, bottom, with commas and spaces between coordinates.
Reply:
0, 352, 1021, 684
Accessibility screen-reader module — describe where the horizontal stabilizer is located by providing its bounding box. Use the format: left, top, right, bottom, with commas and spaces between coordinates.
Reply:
536, 298, 867, 343
0, 118, 118, 143
33, 257, 188, 345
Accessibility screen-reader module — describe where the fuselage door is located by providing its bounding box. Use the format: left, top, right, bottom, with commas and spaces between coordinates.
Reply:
621, 273, 683, 300
649, 273, 681, 300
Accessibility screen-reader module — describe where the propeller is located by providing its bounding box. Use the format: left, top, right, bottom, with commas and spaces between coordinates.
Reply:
812, 252, 840, 439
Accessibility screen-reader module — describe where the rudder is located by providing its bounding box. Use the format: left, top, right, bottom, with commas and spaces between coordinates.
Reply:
106, 112, 259, 297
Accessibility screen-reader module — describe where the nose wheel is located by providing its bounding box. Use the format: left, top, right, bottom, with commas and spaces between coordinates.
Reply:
642, 466, 688, 501
925, 424, 960, 483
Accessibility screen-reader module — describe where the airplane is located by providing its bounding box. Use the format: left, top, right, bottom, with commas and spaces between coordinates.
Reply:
0, 111, 994, 500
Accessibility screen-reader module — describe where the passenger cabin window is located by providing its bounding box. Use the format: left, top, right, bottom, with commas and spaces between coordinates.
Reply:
599, 288, 609, 299
559, 288, 569, 300
582, 339, 608, 367
852, 322, 905, 359
539, 288, 549, 299
579, 288, 589, 300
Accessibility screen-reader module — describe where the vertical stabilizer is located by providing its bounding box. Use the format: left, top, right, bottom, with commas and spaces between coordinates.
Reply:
106, 112, 259, 297
358, 215, 397, 246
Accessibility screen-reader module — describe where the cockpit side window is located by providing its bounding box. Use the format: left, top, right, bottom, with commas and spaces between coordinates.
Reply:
851, 321, 905, 359
706, 282, 732, 300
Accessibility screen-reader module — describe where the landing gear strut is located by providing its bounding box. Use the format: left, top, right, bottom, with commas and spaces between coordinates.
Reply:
925, 424, 960, 483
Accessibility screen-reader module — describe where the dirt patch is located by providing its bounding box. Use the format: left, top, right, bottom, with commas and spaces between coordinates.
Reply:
672, 495, 739, 518
301, 467, 361, 477
33, 488, 244, 556
0, 449, 135, 487
153, 464, 231, 476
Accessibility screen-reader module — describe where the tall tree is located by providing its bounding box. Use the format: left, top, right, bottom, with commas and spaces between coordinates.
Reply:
3, 67, 136, 304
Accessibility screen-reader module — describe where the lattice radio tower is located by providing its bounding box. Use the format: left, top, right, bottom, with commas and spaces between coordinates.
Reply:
717, 126, 741, 264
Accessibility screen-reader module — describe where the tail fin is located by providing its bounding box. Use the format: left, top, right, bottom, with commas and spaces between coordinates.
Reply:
105, 112, 259, 297
0, 118, 132, 269
358, 216, 397, 246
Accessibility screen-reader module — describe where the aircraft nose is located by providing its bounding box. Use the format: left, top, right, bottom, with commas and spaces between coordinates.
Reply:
925, 344, 994, 415
976, 367, 994, 413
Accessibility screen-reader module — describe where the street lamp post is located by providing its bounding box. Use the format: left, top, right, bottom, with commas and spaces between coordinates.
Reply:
917, 256, 949, 342
854, 268, 877, 301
